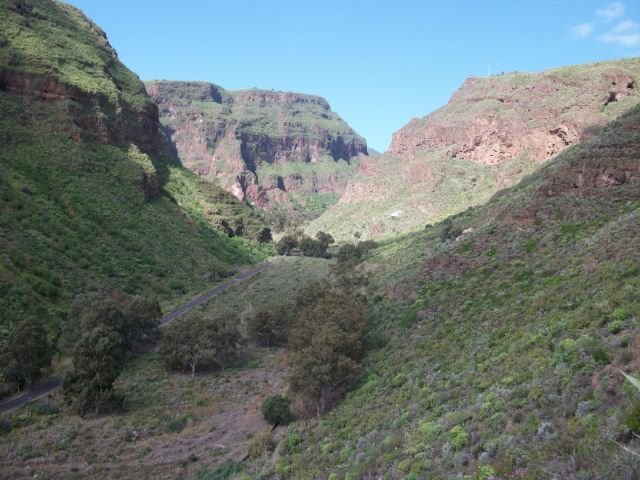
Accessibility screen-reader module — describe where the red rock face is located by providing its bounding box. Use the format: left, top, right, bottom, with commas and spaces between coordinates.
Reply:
389, 65, 638, 167
146, 81, 368, 209
311, 60, 640, 241
0, 67, 168, 158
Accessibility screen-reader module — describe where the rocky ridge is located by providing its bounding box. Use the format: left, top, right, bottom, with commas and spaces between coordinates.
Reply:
310, 59, 640, 240
146, 80, 368, 211
0, 0, 167, 158
390, 62, 638, 165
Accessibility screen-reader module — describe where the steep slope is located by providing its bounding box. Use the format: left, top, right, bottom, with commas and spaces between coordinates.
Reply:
278, 104, 640, 478
310, 59, 640, 240
146, 80, 368, 223
0, 0, 270, 334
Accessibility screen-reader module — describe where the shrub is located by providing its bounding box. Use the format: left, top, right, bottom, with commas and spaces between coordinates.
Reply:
165, 417, 188, 433
0, 419, 12, 435
192, 462, 243, 480
592, 347, 611, 366
261, 395, 291, 425
449, 425, 470, 450
247, 428, 275, 459
626, 402, 640, 433
418, 421, 442, 441
607, 319, 624, 335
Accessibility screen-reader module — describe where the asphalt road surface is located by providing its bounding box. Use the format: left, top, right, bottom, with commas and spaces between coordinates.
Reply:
0, 262, 270, 414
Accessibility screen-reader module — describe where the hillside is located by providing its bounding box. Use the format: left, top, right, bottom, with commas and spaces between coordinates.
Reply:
310, 59, 640, 240
4, 1, 640, 479
0, 0, 271, 334
277, 103, 640, 478
145, 80, 368, 224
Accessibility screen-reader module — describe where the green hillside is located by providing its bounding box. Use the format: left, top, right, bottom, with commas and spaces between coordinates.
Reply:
0, 0, 271, 335
3, 1, 640, 479
277, 105, 640, 478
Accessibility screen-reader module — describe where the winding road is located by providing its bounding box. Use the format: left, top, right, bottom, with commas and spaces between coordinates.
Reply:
0, 262, 270, 415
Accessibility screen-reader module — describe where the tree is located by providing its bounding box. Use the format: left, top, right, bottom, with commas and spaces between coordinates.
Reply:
315, 231, 334, 248
276, 235, 298, 256
356, 240, 377, 259
122, 295, 162, 348
58, 293, 127, 354
1, 317, 50, 390
159, 314, 240, 376
214, 313, 241, 370
288, 292, 367, 416
336, 243, 362, 264
248, 303, 292, 347
261, 394, 291, 425
62, 325, 125, 416
59, 292, 161, 354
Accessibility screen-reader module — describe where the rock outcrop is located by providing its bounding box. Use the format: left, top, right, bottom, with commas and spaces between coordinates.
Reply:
146, 81, 368, 210
0, 0, 168, 157
390, 62, 638, 165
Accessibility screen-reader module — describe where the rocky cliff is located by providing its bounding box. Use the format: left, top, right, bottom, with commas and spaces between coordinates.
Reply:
310, 59, 640, 240
390, 61, 638, 165
146, 80, 368, 214
0, 0, 167, 158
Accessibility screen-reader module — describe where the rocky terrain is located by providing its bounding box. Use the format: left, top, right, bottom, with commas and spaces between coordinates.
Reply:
146, 80, 367, 217
390, 63, 637, 165
310, 59, 640, 240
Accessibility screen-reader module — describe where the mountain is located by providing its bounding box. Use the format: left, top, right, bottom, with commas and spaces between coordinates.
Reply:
146, 80, 368, 224
278, 93, 640, 480
309, 59, 640, 240
0, 0, 270, 333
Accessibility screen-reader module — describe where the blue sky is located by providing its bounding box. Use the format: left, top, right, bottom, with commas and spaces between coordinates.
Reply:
67, 1, 640, 152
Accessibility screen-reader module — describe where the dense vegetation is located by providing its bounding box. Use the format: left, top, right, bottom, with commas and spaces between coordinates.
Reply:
0, 0, 272, 343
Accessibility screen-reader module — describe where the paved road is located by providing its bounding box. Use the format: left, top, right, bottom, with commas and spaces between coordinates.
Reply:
0, 262, 270, 415
159, 262, 269, 326
0, 377, 63, 414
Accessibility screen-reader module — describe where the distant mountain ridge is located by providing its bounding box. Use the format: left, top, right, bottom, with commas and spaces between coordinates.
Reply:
146, 80, 368, 218
310, 59, 640, 240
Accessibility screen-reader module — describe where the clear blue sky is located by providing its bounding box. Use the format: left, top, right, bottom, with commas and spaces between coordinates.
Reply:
66, 1, 640, 152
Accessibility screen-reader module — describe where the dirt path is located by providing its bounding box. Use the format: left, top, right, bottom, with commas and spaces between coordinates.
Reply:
0, 261, 271, 415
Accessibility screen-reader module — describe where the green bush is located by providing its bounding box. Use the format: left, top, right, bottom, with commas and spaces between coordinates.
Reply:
276, 235, 298, 255
261, 395, 291, 425
607, 319, 624, 335
191, 462, 243, 480
165, 417, 188, 433
0, 419, 12, 435
626, 402, 640, 433
449, 425, 470, 450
